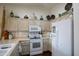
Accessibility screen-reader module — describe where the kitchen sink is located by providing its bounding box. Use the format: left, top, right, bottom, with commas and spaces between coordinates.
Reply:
0, 43, 18, 56
0, 50, 7, 56
1, 46, 10, 49
0, 43, 14, 56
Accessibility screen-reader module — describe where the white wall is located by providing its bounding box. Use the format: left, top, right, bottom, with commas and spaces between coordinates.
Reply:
4, 4, 52, 31
4, 3, 67, 31
3, 4, 51, 38
73, 3, 79, 56
4, 3, 66, 20
5, 4, 50, 20
50, 3, 66, 18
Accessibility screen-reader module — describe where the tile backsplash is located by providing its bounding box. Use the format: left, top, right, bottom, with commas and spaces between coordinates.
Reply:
11, 31, 50, 39
11, 31, 28, 39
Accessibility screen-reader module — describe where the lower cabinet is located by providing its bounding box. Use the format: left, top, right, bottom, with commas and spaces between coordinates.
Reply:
43, 39, 52, 52
19, 40, 30, 55
10, 40, 30, 56
10, 39, 51, 56
10, 44, 19, 56
49, 39, 52, 52
43, 39, 49, 51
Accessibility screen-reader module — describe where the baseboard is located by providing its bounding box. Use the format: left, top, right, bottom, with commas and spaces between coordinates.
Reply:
43, 50, 51, 53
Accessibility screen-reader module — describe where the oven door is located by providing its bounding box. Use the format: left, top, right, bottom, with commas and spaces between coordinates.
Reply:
30, 39, 43, 52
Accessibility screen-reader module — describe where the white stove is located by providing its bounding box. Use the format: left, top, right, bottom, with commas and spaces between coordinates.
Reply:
29, 25, 43, 55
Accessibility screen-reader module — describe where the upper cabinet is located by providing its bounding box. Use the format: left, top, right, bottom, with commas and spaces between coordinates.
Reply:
5, 18, 29, 31
5, 18, 18, 31
5, 16, 51, 32
41, 21, 51, 32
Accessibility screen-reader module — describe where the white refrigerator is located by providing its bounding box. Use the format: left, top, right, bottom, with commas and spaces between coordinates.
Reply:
51, 15, 74, 56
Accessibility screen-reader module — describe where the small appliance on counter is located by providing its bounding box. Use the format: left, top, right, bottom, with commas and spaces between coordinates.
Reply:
3, 30, 9, 40
2, 30, 13, 40
9, 32, 13, 39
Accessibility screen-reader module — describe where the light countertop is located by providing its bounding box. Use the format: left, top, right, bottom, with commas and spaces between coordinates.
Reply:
0, 37, 50, 56
0, 38, 29, 56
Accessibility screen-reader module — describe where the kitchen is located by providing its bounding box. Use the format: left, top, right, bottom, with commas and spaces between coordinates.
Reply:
0, 3, 79, 56
0, 3, 56, 56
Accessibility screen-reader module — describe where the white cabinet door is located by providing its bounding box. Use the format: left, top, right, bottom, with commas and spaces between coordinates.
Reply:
58, 19, 72, 56
5, 18, 18, 31
41, 21, 51, 32
43, 39, 49, 51
18, 19, 29, 31
52, 18, 72, 56
49, 39, 52, 52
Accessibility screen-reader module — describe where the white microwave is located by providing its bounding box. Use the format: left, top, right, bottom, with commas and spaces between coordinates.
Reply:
29, 25, 41, 32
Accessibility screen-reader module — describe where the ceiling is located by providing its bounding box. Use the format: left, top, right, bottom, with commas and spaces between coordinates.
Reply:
0, 3, 66, 6
0, 3, 66, 9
